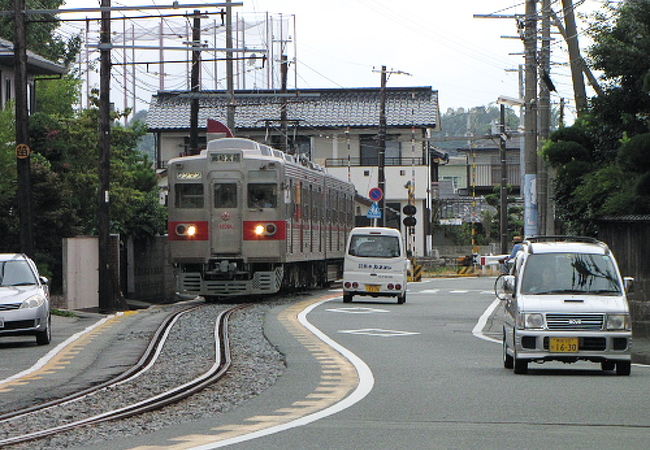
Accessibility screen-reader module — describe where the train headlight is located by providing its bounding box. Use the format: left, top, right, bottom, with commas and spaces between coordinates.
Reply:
254, 224, 266, 236
176, 223, 198, 237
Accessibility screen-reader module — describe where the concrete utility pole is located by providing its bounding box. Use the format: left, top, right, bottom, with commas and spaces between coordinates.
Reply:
561, 0, 588, 115
189, 9, 201, 155
14, 0, 34, 256
378, 65, 387, 227
538, 0, 553, 235
523, 0, 538, 238
98, 0, 114, 312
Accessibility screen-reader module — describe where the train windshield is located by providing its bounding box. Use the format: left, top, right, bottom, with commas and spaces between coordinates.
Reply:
248, 184, 277, 208
175, 183, 204, 208
214, 183, 237, 208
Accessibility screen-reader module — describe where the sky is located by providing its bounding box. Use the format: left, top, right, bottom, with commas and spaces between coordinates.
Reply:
58, 0, 608, 118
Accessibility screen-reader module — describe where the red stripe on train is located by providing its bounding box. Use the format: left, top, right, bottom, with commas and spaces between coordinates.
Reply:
243, 221, 287, 240
168, 221, 210, 240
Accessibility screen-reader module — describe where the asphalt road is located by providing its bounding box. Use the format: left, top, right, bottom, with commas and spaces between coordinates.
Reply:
225, 277, 650, 450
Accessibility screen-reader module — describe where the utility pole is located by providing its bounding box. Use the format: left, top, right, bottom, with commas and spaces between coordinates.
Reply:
98, 0, 114, 312
226, 0, 235, 131
280, 53, 289, 153
499, 104, 508, 254
561, 0, 588, 115
14, 0, 34, 256
159, 18, 164, 91
538, 0, 553, 235
378, 65, 387, 227
189, 9, 201, 155
523, 0, 538, 238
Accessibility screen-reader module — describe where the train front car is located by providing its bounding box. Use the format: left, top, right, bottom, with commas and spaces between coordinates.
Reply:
168, 138, 355, 300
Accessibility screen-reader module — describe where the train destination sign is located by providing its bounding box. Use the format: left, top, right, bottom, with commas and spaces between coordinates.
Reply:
177, 172, 201, 180
211, 153, 240, 163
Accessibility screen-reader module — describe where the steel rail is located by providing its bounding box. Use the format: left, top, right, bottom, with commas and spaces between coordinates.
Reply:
0, 304, 242, 447
0, 303, 202, 423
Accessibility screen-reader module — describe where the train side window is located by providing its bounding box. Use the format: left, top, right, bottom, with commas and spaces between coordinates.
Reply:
175, 183, 204, 208
248, 183, 277, 208
214, 183, 237, 208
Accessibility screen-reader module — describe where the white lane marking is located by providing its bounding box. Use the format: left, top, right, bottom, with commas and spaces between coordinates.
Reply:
339, 328, 420, 337
450, 290, 469, 294
326, 307, 389, 314
480, 290, 494, 295
0, 313, 122, 386
472, 298, 501, 344
419, 289, 440, 294
192, 298, 375, 449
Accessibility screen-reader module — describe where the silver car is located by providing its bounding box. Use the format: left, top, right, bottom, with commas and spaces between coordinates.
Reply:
496, 237, 633, 375
0, 253, 51, 345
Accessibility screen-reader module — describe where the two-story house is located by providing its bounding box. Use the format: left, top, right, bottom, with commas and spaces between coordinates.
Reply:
146, 86, 440, 256
0, 37, 66, 111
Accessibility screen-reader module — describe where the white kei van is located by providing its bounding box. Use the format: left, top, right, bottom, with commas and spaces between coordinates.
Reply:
342, 227, 408, 304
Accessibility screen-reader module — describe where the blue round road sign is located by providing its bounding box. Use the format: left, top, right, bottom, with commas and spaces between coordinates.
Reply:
369, 187, 383, 202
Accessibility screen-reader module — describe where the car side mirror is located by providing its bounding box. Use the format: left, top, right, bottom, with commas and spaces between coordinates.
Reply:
495, 274, 515, 300
624, 276, 634, 294
39, 276, 49, 286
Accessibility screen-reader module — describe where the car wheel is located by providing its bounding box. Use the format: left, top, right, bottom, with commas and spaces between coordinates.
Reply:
397, 294, 406, 304
601, 360, 615, 371
36, 315, 51, 346
343, 293, 352, 303
616, 361, 631, 376
503, 330, 514, 369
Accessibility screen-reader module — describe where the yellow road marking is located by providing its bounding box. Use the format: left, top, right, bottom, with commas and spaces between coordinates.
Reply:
0, 312, 135, 392
131, 293, 359, 450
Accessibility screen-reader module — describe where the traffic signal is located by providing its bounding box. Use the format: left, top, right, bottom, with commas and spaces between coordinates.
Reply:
402, 204, 417, 227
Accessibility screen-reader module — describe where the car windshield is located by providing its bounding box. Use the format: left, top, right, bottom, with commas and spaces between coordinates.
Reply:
349, 235, 401, 258
0, 260, 38, 287
520, 253, 622, 295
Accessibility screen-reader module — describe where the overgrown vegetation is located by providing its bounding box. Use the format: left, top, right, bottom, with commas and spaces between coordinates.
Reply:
541, 0, 650, 235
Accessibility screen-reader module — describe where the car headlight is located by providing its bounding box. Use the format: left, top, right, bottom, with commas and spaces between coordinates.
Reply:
20, 294, 46, 309
606, 314, 630, 330
517, 313, 545, 330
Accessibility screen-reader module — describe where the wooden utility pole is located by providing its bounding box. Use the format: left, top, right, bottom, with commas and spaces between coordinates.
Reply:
523, 0, 538, 238
378, 65, 387, 227
499, 104, 508, 254
280, 54, 289, 153
98, 0, 114, 312
189, 9, 201, 155
14, 0, 33, 256
226, 0, 235, 131
561, 0, 588, 114
538, 0, 552, 235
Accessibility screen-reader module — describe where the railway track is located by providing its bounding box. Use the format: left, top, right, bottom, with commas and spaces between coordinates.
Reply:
0, 304, 243, 447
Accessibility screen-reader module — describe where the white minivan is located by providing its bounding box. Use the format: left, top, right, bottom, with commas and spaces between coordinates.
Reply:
343, 227, 408, 304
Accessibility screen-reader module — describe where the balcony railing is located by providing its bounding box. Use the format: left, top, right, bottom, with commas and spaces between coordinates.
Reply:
325, 157, 426, 167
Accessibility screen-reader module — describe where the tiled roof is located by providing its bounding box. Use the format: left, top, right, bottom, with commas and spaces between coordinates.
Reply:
146, 86, 439, 131
0, 37, 66, 76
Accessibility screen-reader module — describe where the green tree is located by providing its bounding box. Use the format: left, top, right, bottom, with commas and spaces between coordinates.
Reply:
0, 0, 81, 67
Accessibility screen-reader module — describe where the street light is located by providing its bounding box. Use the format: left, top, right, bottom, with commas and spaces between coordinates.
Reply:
496, 96, 524, 254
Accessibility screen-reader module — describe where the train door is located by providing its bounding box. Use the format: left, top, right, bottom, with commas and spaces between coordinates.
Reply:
211, 180, 242, 254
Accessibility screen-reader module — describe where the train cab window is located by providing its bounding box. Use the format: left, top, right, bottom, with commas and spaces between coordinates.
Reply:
214, 183, 237, 208
175, 183, 204, 208
248, 183, 277, 208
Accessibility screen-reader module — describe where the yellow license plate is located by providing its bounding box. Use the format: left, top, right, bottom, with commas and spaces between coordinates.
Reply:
549, 337, 579, 352
365, 284, 380, 293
